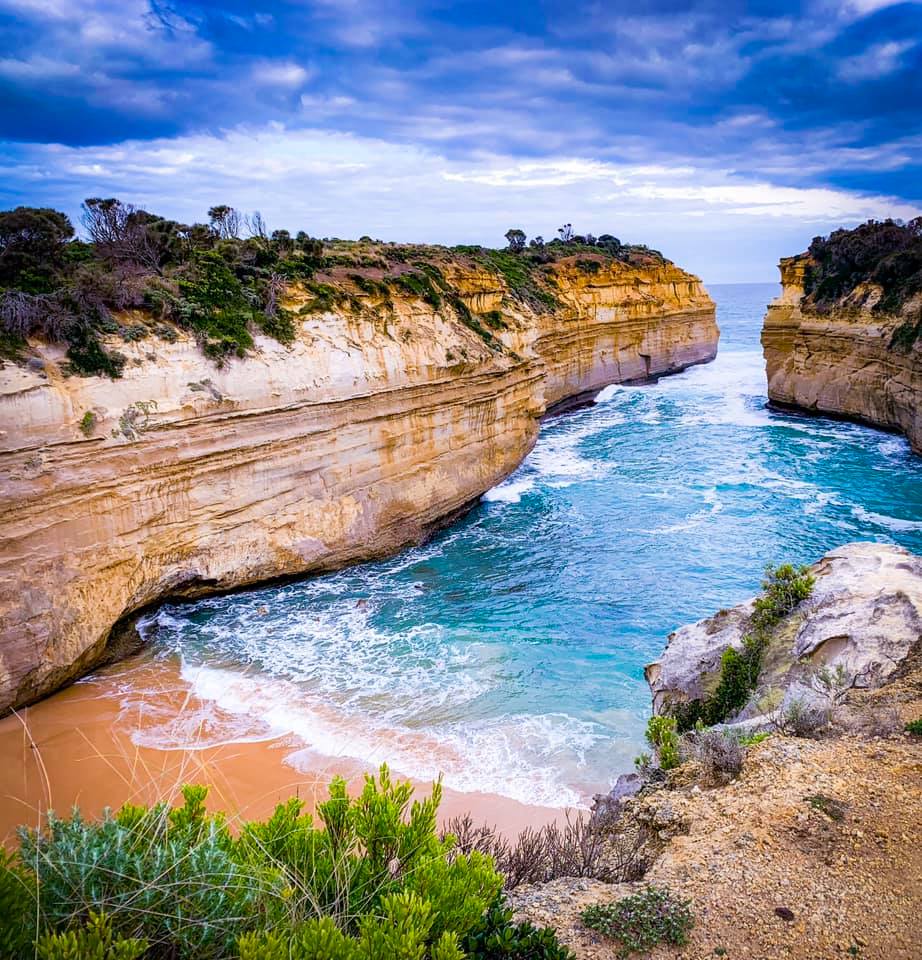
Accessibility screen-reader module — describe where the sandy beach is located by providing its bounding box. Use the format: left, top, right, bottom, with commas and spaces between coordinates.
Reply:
0, 654, 565, 846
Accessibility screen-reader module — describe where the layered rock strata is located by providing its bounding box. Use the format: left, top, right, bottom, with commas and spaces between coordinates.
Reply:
762, 256, 922, 452
0, 257, 717, 712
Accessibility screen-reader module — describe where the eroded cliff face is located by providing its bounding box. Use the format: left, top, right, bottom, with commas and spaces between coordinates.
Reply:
645, 541, 922, 718
0, 256, 716, 712
762, 255, 922, 452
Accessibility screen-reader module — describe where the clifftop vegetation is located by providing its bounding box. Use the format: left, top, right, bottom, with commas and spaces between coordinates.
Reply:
0, 200, 669, 377
801, 217, 922, 349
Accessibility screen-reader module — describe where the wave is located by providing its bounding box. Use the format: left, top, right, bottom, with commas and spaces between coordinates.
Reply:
141, 600, 494, 726
851, 505, 922, 533
483, 478, 535, 504
127, 662, 602, 808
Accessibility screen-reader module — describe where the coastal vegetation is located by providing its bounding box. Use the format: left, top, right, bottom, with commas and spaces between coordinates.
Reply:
667, 563, 815, 731
0, 767, 577, 960
0, 200, 670, 377
579, 886, 693, 957
802, 217, 922, 348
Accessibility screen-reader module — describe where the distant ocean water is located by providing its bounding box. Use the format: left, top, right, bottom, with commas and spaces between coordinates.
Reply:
131, 283, 922, 807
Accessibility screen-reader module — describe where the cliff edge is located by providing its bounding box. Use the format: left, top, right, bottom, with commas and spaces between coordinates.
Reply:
0, 244, 717, 713
762, 219, 922, 452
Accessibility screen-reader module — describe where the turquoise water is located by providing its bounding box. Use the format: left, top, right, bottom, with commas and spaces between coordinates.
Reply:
137, 283, 922, 807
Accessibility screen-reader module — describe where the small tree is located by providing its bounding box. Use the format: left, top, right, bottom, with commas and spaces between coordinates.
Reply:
246, 210, 268, 240
207, 204, 242, 240
81, 198, 170, 272
504, 228, 526, 252
0, 206, 74, 291
558, 223, 574, 243
529, 235, 545, 249
270, 229, 294, 257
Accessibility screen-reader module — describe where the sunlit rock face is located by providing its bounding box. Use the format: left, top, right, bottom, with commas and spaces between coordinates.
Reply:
0, 257, 717, 712
762, 255, 922, 454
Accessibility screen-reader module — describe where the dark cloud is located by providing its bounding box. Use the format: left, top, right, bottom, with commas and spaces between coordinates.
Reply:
0, 0, 919, 277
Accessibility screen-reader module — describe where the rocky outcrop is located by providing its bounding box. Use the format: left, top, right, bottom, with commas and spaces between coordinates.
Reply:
0, 256, 717, 713
762, 255, 922, 452
645, 542, 922, 717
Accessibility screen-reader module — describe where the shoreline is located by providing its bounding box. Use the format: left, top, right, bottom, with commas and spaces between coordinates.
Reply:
0, 654, 568, 846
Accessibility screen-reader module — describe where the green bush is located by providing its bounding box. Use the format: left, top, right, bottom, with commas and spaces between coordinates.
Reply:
904, 717, 922, 735
0, 848, 35, 958
177, 251, 257, 360
19, 785, 262, 958
237, 897, 466, 960
6, 768, 535, 960
35, 913, 147, 960
463, 897, 575, 960
669, 563, 815, 731
643, 715, 680, 771
804, 218, 922, 332
580, 885, 693, 957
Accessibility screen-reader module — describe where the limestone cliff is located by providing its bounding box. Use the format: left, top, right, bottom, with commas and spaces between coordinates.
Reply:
645, 541, 922, 719
0, 254, 717, 713
762, 254, 922, 452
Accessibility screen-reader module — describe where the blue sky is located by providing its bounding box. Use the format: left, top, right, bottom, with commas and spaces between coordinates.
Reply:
1, 0, 920, 281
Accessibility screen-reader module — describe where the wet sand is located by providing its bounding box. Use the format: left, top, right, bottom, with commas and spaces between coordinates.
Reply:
0, 656, 565, 846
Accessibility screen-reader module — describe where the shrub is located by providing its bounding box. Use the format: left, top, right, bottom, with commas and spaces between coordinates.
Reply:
0, 206, 74, 292
11, 768, 504, 960
35, 913, 147, 960
463, 897, 574, 960
681, 727, 744, 784
19, 786, 261, 959
804, 218, 922, 330
644, 715, 680, 771
669, 563, 815, 730
580, 885, 693, 956
64, 327, 126, 378
177, 251, 256, 360
808, 663, 859, 706
0, 848, 35, 958
442, 808, 651, 888
237, 897, 467, 960
905, 717, 922, 735
78, 411, 96, 437
478, 250, 558, 311
770, 696, 830, 738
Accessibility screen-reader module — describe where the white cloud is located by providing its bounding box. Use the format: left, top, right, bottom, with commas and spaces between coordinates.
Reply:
0, 55, 80, 79
838, 39, 916, 79
2, 124, 918, 282
251, 60, 313, 88
0, 0, 212, 68
842, 0, 921, 12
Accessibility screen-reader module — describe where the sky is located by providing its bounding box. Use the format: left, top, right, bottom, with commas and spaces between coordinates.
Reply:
0, 1, 920, 282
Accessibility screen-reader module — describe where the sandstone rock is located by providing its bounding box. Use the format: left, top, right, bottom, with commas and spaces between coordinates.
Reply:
0, 260, 717, 713
761, 255, 922, 453
591, 772, 643, 826
646, 542, 922, 716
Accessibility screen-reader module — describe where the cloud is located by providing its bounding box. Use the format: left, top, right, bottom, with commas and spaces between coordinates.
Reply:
837, 39, 916, 79
0, 0, 920, 277
251, 60, 313, 88
840, 0, 922, 14
0, 55, 80, 80
1, 124, 918, 283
